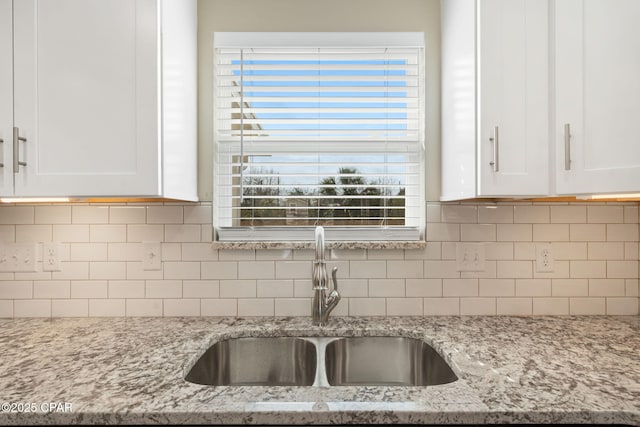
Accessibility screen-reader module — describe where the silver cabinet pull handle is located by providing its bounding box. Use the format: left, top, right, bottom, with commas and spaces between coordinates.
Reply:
0, 137, 3, 167
489, 125, 499, 172
13, 127, 27, 172
564, 123, 571, 171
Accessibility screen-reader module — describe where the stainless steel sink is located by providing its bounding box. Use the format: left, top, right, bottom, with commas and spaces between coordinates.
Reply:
324, 337, 458, 386
185, 337, 317, 386
185, 336, 457, 387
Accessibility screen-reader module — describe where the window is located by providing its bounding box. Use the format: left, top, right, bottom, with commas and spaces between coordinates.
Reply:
213, 33, 425, 241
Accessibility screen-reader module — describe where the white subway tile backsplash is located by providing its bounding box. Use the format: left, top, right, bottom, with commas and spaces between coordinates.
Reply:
350, 261, 386, 279
606, 260, 639, 279
443, 278, 478, 297
348, 298, 386, 316
369, 279, 405, 297
201, 262, 237, 280
570, 297, 606, 315
15, 299, 51, 317
90, 225, 126, 242
426, 223, 459, 242
71, 243, 108, 261
164, 299, 200, 316
387, 260, 423, 278
606, 297, 639, 315
588, 205, 624, 224
478, 205, 513, 224
0, 300, 13, 318
1, 201, 637, 318
147, 206, 183, 224
52, 299, 88, 317
220, 280, 256, 298
72, 206, 109, 224
497, 224, 532, 242
238, 261, 275, 280
201, 299, 237, 316
550, 205, 586, 224
275, 298, 310, 316
109, 206, 146, 224
182, 243, 217, 261
553, 279, 589, 296
109, 280, 145, 299
183, 280, 219, 298
461, 224, 496, 242
0, 206, 34, 224
89, 299, 125, 317
126, 299, 162, 317
165, 225, 201, 243
16, 225, 52, 242
423, 297, 459, 315
33, 281, 70, 299
90, 262, 126, 280
127, 225, 164, 242
607, 224, 638, 242
164, 262, 201, 280
442, 205, 477, 223
386, 298, 422, 316
570, 260, 606, 278
35, 206, 71, 224
479, 279, 515, 297
570, 224, 606, 242
589, 279, 625, 297
533, 224, 569, 242
533, 297, 569, 315
514, 206, 549, 224
238, 298, 274, 316
460, 297, 496, 315
257, 280, 293, 298
184, 205, 211, 224
515, 279, 552, 297
497, 298, 532, 315
406, 279, 442, 297
71, 280, 108, 299
146, 280, 182, 298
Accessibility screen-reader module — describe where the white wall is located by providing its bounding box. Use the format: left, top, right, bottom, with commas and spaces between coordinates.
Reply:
197, 0, 442, 201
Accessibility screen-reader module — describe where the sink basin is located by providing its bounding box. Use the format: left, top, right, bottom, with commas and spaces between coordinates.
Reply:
324, 337, 458, 386
185, 335, 457, 387
185, 337, 316, 386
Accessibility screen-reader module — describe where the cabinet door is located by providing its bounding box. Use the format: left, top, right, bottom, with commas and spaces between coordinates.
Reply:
478, 0, 549, 196
0, 0, 12, 196
555, 0, 640, 195
13, 0, 160, 197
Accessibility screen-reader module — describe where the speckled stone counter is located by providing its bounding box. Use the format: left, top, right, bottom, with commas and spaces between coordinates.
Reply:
0, 316, 638, 425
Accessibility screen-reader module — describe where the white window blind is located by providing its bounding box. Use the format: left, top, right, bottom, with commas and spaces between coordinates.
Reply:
213, 33, 425, 241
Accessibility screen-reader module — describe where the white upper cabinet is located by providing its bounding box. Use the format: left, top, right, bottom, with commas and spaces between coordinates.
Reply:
1, 0, 197, 200
555, 0, 640, 195
441, 0, 549, 201
0, 0, 12, 196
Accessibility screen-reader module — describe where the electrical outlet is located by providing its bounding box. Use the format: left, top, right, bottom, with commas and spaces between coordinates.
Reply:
142, 242, 162, 271
456, 243, 486, 272
42, 242, 62, 272
0, 243, 38, 272
536, 243, 554, 273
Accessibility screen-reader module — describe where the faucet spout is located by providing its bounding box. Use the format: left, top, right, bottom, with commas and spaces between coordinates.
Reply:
312, 226, 341, 326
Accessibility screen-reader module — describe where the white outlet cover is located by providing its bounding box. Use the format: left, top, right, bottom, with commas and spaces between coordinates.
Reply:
42, 242, 62, 272
456, 243, 486, 272
143, 242, 162, 271
0, 243, 38, 272
536, 243, 554, 273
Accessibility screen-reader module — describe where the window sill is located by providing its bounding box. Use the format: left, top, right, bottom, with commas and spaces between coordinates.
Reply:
211, 240, 427, 250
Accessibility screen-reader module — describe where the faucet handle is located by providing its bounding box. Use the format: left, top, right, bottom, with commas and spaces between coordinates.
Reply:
331, 266, 338, 292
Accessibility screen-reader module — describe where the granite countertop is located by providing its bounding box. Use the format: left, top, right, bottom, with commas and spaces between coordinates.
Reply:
0, 316, 638, 425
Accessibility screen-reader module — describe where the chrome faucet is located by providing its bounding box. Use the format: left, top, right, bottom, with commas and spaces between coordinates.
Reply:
312, 226, 340, 326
